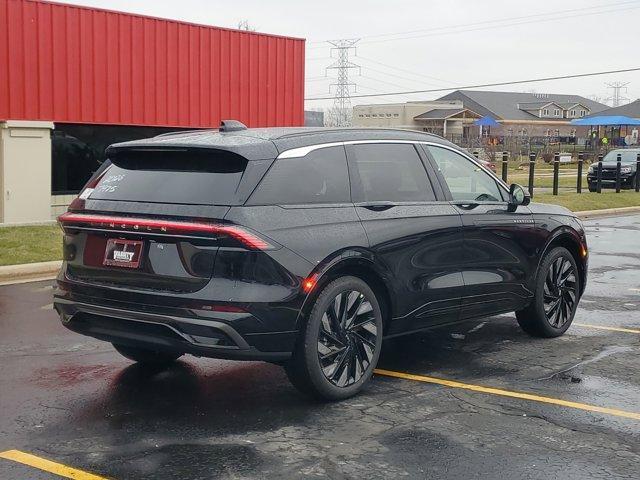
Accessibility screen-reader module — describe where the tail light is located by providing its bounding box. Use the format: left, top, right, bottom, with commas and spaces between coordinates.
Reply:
57, 213, 274, 250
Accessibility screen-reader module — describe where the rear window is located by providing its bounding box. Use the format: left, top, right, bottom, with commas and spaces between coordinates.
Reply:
247, 146, 350, 205
90, 149, 248, 205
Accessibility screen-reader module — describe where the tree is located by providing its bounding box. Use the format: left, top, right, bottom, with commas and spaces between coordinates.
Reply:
323, 106, 352, 127
237, 20, 255, 31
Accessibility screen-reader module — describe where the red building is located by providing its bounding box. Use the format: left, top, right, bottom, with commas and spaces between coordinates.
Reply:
0, 0, 305, 223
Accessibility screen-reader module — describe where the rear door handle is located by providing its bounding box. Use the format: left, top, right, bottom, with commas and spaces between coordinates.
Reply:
360, 202, 395, 212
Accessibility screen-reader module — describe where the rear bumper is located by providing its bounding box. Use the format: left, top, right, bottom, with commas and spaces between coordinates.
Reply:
53, 295, 295, 361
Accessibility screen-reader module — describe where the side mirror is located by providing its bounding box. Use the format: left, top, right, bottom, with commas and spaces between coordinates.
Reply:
508, 183, 531, 212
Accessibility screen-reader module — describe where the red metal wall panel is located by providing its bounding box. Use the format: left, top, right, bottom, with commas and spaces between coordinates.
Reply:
0, 0, 306, 128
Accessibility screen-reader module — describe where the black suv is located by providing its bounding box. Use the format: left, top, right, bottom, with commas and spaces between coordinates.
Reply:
587, 148, 639, 191
54, 122, 588, 400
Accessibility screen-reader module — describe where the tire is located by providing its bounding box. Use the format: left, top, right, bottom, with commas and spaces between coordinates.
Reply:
112, 343, 182, 365
516, 247, 580, 338
285, 276, 383, 401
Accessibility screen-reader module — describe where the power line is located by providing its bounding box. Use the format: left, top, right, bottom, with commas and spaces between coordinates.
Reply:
355, 83, 416, 102
361, 5, 640, 46
357, 65, 444, 88
356, 55, 451, 85
363, 0, 638, 41
360, 2, 640, 45
305, 4, 638, 90
306, 1, 639, 47
358, 74, 415, 91
305, 66, 640, 101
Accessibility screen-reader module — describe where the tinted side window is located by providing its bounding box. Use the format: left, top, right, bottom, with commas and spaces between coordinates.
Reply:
426, 146, 505, 202
349, 143, 435, 202
248, 146, 350, 205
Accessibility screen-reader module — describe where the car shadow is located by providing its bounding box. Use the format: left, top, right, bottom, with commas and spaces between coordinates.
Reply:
74, 317, 549, 429
30, 315, 596, 458
377, 315, 573, 381
73, 359, 322, 435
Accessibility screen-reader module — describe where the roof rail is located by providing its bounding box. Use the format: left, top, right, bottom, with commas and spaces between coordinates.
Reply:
220, 120, 247, 132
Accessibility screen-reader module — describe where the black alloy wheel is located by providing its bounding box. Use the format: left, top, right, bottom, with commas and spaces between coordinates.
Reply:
285, 276, 383, 400
543, 256, 577, 328
318, 289, 378, 387
516, 247, 580, 338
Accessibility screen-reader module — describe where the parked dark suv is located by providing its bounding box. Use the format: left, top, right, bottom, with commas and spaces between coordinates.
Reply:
587, 148, 639, 191
54, 122, 588, 400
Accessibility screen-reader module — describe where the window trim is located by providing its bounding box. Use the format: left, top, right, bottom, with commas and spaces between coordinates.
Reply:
277, 140, 509, 200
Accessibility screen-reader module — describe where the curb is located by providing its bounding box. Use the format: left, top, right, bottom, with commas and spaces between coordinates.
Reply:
0, 260, 61, 286
0, 220, 57, 229
576, 205, 640, 220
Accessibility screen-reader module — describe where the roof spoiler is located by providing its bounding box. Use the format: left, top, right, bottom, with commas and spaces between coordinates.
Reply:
220, 120, 248, 132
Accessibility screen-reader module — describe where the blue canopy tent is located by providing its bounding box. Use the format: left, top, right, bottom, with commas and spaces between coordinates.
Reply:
570, 115, 640, 126
474, 116, 499, 137
571, 115, 640, 147
474, 116, 499, 126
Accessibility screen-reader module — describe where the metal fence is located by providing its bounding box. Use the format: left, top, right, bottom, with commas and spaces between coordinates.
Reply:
450, 135, 632, 164
477, 150, 640, 198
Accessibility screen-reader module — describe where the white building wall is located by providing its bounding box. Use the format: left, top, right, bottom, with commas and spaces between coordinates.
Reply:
51, 194, 75, 219
0, 121, 54, 224
353, 101, 463, 129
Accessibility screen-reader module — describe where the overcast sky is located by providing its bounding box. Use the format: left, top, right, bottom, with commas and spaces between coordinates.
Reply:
56, 0, 640, 109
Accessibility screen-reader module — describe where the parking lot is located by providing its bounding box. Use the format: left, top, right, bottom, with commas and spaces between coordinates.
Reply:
0, 214, 639, 480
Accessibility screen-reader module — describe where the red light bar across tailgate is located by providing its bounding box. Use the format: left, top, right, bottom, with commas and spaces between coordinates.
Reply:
57, 212, 272, 250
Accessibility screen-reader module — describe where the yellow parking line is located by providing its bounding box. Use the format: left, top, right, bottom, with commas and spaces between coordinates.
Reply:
0, 450, 108, 480
374, 369, 640, 421
574, 323, 640, 334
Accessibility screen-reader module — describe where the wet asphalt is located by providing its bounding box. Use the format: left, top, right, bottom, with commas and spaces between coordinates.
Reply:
0, 214, 639, 479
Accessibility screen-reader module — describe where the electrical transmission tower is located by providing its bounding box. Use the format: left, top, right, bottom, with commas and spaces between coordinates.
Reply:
605, 81, 629, 107
325, 39, 361, 126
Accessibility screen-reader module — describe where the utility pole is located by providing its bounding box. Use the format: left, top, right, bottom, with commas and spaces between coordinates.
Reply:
604, 81, 630, 107
588, 94, 603, 104
325, 39, 361, 127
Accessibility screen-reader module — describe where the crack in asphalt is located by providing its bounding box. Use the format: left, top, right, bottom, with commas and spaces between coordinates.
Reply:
535, 346, 634, 381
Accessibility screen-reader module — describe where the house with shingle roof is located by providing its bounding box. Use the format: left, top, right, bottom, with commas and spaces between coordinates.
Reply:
352, 90, 609, 141
584, 99, 640, 119
436, 90, 609, 137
